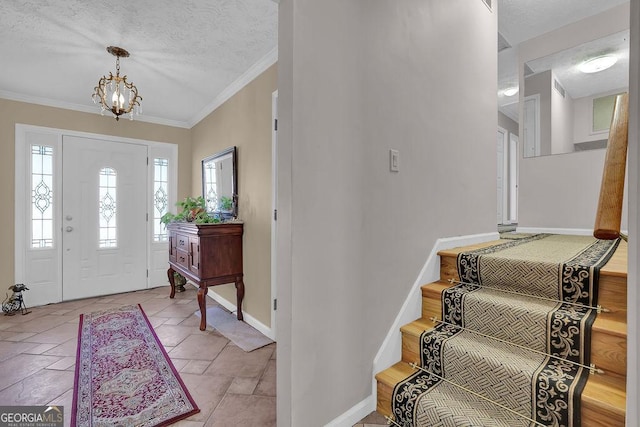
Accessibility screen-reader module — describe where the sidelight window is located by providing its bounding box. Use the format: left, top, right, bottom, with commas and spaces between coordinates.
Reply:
31, 145, 54, 248
153, 158, 169, 242
99, 167, 117, 248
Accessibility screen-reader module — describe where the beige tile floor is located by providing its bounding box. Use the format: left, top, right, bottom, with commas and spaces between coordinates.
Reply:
0, 285, 275, 426
353, 411, 389, 426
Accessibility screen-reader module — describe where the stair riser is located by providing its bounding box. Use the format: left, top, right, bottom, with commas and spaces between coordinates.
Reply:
582, 405, 625, 427
376, 383, 393, 418
597, 275, 627, 315
591, 329, 626, 377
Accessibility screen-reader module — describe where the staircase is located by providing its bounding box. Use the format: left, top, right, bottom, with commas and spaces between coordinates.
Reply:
375, 238, 627, 426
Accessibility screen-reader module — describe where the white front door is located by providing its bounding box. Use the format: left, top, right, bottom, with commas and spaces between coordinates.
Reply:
62, 136, 148, 300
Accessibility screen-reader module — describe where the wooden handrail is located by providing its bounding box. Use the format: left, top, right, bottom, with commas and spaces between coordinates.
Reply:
594, 93, 629, 240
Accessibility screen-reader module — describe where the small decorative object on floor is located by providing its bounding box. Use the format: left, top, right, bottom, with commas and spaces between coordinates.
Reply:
174, 272, 187, 293
2, 283, 31, 316
71, 305, 199, 427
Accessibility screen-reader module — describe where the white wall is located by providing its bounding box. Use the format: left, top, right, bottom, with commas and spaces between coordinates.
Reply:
524, 70, 552, 156
627, 1, 639, 425
277, 0, 497, 425
518, 3, 630, 230
551, 72, 575, 154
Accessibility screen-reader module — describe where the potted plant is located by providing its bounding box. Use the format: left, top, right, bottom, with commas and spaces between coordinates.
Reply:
160, 196, 220, 225
219, 196, 233, 212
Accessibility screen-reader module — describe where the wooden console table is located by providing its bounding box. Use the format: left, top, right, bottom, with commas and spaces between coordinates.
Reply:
167, 222, 244, 331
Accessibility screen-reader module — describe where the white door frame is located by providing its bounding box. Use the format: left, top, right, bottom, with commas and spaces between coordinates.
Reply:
509, 133, 519, 223
271, 90, 278, 339
497, 126, 508, 225
15, 124, 177, 307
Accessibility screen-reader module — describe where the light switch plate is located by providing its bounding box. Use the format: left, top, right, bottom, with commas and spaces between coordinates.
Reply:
390, 149, 400, 172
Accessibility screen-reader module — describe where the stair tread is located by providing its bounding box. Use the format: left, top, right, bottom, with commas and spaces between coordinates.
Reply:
437, 238, 627, 278
593, 315, 626, 337
437, 240, 502, 257
375, 361, 417, 387
421, 280, 453, 295
400, 318, 434, 337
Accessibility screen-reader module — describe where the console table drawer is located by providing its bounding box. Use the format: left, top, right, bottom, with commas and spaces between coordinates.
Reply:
176, 249, 189, 270
176, 234, 189, 251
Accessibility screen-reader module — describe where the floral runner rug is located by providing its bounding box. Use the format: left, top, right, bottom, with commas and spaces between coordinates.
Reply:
392, 234, 619, 427
71, 304, 199, 427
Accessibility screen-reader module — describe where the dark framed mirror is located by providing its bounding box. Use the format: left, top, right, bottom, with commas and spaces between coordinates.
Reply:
201, 146, 238, 219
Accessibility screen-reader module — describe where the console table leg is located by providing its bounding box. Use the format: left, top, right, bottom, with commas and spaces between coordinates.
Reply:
197, 286, 208, 331
235, 279, 245, 321
168, 267, 176, 299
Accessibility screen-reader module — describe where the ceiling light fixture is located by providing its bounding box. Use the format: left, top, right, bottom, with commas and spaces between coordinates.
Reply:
92, 46, 142, 121
501, 86, 519, 97
578, 55, 617, 74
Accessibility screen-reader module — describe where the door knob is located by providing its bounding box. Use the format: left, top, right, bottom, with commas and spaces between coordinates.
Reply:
66, 215, 73, 221
66, 226, 74, 232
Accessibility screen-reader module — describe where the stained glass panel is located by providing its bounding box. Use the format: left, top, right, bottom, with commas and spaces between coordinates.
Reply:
99, 167, 117, 248
31, 145, 54, 248
153, 158, 169, 242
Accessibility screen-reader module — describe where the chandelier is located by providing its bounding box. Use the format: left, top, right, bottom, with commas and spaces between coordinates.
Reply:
92, 46, 142, 121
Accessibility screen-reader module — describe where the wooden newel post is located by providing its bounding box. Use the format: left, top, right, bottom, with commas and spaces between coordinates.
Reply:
594, 93, 629, 240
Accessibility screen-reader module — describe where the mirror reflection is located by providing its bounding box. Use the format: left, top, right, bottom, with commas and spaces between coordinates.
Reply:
202, 146, 238, 219
522, 30, 629, 157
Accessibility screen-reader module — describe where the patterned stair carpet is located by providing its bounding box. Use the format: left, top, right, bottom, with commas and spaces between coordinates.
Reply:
72, 304, 199, 427
392, 234, 619, 427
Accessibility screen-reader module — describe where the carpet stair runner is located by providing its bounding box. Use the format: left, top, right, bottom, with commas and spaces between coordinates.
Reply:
376, 234, 627, 427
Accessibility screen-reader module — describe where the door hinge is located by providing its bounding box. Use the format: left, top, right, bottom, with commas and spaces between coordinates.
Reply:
273, 299, 277, 311
146, 157, 149, 165
146, 213, 149, 221
146, 269, 149, 278
274, 209, 277, 221
274, 119, 278, 131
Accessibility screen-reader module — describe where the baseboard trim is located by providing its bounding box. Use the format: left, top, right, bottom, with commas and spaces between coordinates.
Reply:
192, 285, 276, 340
516, 227, 593, 236
324, 395, 375, 427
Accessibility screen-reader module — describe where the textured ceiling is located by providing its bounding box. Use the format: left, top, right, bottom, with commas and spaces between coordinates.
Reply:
0, 0, 278, 127
498, 0, 629, 47
0, 1, 629, 128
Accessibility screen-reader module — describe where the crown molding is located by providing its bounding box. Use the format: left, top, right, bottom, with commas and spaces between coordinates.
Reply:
0, 89, 191, 128
188, 47, 278, 128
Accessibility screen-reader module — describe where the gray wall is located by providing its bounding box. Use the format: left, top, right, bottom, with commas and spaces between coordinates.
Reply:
518, 3, 630, 230
277, 0, 497, 424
